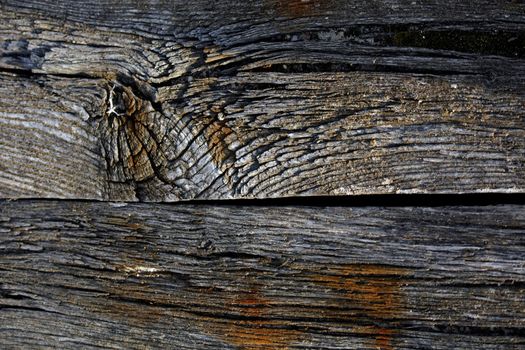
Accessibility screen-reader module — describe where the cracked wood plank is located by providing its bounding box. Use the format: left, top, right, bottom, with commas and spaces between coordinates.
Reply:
1, 200, 524, 349
1, 0, 525, 200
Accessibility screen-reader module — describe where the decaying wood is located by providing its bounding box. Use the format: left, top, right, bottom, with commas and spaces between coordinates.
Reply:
1, 200, 524, 349
1, 0, 525, 200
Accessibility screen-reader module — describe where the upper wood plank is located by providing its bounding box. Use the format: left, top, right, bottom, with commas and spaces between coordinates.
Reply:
1, 0, 525, 201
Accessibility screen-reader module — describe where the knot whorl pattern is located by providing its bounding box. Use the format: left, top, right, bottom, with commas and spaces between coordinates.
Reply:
99, 82, 167, 184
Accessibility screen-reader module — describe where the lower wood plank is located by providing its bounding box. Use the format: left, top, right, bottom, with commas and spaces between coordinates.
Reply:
1, 200, 524, 349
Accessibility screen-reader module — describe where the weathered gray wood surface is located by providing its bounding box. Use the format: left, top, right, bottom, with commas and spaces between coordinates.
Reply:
1, 0, 525, 200
1, 200, 524, 349
1, 2, 524, 349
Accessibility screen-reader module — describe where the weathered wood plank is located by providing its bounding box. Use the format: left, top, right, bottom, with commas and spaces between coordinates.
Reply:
1, 1, 525, 201
1, 70, 524, 201
0, 73, 109, 198
1, 200, 524, 349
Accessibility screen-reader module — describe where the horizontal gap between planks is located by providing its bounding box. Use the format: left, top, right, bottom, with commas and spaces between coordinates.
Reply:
3, 193, 525, 207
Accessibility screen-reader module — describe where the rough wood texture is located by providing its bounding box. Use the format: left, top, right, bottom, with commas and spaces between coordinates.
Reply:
1, 1, 525, 200
2, 3, 524, 349
1, 200, 524, 349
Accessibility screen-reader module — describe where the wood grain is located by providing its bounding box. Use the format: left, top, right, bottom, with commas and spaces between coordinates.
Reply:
0, 73, 108, 198
1, 200, 524, 349
1, 0, 525, 201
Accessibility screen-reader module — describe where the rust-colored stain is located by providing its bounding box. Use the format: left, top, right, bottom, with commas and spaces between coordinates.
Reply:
269, 0, 335, 18
307, 264, 409, 350
85, 253, 409, 349
376, 328, 396, 350
205, 120, 236, 168
198, 264, 410, 349
93, 281, 176, 329
217, 288, 300, 350
106, 216, 145, 231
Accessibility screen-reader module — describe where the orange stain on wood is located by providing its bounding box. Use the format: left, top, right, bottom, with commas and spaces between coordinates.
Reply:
86, 254, 409, 350
375, 328, 396, 350
208, 285, 300, 350
308, 264, 410, 350
270, 0, 334, 17
205, 120, 235, 167
105, 216, 145, 231
202, 264, 409, 349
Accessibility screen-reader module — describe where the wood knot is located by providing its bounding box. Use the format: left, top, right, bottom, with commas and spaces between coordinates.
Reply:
99, 82, 167, 184
105, 83, 152, 127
